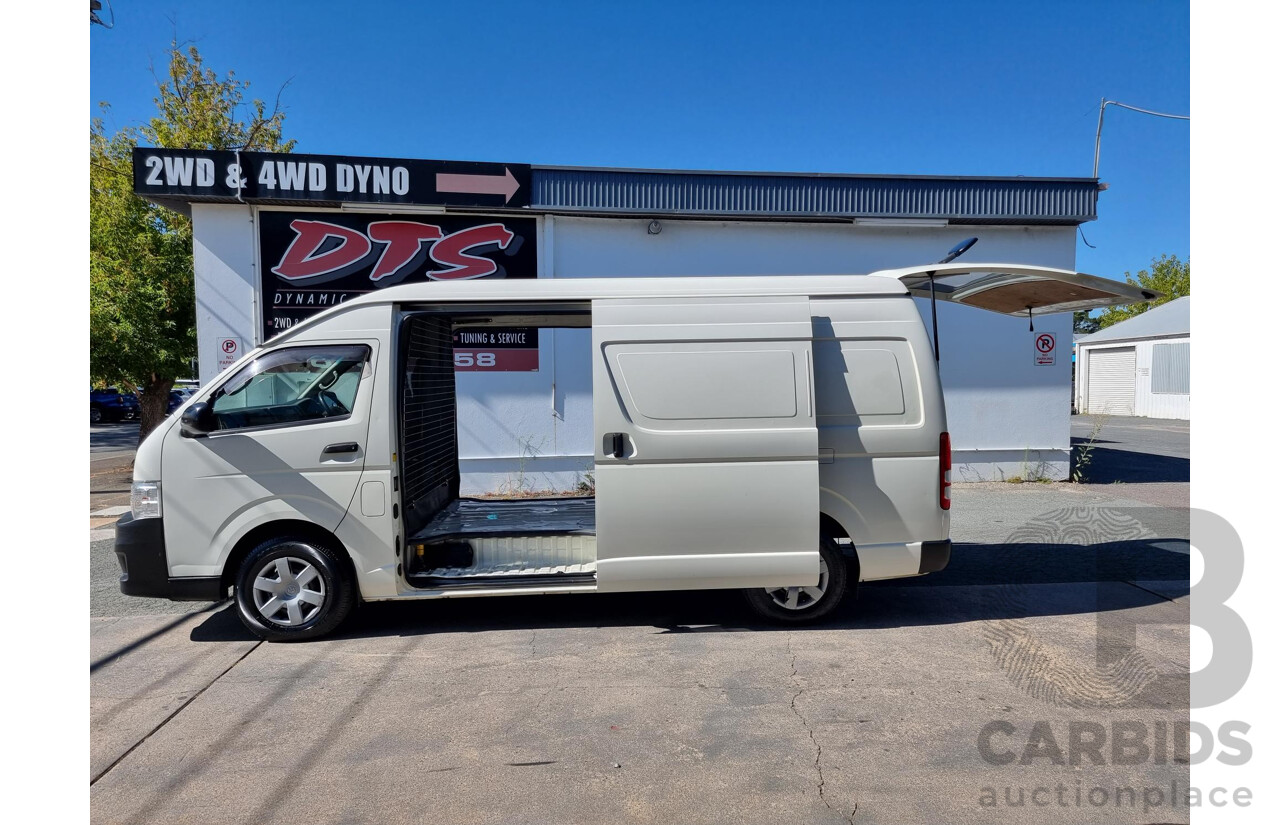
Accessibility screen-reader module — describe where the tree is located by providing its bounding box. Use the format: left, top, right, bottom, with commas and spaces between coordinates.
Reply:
1073, 311, 1100, 336
1094, 254, 1190, 330
91, 43, 294, 444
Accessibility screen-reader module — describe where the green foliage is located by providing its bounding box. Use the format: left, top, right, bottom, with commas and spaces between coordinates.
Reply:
1073, 310, 1100, 335
1071, 414, 1108, 483
1094, 254, 1189, 330
90, 42, 293, 439
143, 46, 295, 153
90, 120, 194, 392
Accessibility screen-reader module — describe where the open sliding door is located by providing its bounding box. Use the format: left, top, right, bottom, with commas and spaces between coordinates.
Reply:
592, 295, 820, 593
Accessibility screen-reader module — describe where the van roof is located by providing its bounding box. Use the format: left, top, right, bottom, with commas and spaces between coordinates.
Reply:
335, 273, 909, 308
268, 274, 912, 344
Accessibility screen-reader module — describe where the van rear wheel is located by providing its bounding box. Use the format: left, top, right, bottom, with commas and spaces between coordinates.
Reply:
743, 535, 849, 624
234, 537, 354, 641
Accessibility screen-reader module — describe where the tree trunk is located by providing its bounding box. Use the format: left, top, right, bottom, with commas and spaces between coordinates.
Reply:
137, 375, 174, 447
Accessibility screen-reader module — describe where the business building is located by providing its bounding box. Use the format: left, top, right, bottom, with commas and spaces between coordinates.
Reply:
136, 149, 1106, 487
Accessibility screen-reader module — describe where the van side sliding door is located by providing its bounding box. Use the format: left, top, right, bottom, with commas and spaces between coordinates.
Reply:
592, 296, 820, 593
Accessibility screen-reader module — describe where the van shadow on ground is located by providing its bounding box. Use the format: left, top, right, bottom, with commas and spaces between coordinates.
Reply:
191, 538, 1189, 643
1071, 442, 1190, 483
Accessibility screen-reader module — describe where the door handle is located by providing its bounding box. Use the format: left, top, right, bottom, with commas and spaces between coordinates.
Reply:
323, 442, 360, 455
604, 432, 627, 459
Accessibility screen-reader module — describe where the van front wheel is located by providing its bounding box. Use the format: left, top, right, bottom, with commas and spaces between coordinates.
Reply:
234, 537, 355, 641
743, 536, 849, 624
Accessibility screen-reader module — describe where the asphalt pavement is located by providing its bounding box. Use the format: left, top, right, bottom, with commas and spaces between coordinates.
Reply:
1071, 414, 1189, 484
91, 422, 138, 516
89, 415, 1193, 824
91, 421, 141, 456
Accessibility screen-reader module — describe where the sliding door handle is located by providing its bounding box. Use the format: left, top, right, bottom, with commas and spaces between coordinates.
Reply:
604, 433, 628, 459
323, 442, 360, 455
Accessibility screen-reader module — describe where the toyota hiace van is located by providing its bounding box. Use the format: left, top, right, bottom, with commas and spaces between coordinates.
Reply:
115, 264, 1154, 640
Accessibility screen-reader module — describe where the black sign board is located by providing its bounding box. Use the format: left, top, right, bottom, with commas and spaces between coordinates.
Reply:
133, 148, 532, 209
259, 211, 537, 341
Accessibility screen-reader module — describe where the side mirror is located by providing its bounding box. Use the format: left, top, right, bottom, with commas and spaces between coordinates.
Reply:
180, 401, 215, 437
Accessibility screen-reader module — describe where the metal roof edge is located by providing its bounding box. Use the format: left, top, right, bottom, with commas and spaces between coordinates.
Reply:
531, 164, 1101, 184
533, 168, 1099, 224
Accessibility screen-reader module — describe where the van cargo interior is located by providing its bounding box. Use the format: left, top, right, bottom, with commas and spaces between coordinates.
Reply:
398, 309, 596, 588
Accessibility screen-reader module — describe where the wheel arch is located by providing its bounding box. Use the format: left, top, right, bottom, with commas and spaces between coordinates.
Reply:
220, 519, 356, 594
819, 511, 861, 582
819, 512, 849, 541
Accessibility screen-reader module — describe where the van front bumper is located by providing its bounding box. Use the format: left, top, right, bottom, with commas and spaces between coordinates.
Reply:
114, 513, 225, 601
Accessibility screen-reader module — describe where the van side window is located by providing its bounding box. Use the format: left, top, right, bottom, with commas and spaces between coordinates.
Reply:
209, 345, 370, 431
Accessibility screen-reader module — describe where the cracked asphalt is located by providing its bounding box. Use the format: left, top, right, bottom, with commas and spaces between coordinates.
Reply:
91, 422, 1190, 824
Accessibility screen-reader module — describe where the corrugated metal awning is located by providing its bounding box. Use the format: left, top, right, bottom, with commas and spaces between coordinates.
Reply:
531, 167, 1099, 225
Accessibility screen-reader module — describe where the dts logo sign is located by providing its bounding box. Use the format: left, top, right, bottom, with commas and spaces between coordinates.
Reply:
271, 219, 521, 285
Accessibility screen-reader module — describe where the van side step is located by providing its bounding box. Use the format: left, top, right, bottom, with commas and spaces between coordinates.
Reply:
405, 572, 597, 590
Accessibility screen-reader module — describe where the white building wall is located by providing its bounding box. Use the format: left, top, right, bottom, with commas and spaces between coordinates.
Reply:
1075, 335, 1191, 421
1138, 335, 1191, 419
189, 206, 1080, 491
191, 204, 258, 386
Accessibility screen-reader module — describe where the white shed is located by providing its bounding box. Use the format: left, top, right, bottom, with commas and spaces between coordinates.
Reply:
1074, 297, 1190, 419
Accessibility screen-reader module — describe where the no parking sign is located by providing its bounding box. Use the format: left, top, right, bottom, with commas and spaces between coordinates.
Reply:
217, 337, 243, 372
1034, 332, 1056, 366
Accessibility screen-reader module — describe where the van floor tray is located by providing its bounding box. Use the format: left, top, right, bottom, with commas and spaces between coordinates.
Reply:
411, 497, 596, 543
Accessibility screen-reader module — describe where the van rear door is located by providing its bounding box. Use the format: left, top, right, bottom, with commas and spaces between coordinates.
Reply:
591, 295, 820, 593
887, 263, 1160, 316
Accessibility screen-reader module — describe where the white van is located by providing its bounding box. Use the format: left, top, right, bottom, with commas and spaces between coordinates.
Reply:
115, 264, 1154, 640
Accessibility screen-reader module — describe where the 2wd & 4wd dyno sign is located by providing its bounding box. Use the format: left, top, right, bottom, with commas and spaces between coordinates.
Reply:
131, 148, 543, 372
132, 148, 532, 208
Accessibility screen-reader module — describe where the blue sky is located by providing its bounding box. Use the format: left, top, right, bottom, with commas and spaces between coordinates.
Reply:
89, 0, 1189, 280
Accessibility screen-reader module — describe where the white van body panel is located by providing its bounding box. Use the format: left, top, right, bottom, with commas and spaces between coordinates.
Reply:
810, 296, 948, 579
855, 541, 929, 581
592, 296, 821, 591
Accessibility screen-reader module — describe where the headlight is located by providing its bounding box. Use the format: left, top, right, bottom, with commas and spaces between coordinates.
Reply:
130, 481, 162, 519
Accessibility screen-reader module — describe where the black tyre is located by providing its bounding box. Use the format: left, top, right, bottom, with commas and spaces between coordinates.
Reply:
234, 536, 355, 641
90, 405, 103, 424
742, 535, 851, 624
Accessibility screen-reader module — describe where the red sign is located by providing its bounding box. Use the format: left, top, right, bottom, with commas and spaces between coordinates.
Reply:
453, 349, 540, 372
452, 328, 539, 372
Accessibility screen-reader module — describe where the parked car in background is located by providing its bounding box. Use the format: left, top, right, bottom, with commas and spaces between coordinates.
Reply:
90, 388, 139, 424
166, 387, 198, 415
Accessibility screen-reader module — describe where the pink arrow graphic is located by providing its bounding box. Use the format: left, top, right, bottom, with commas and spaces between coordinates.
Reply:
435, 167, 520, 204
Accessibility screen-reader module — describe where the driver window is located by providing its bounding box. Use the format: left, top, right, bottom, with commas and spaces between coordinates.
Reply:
209, 345, 371, 431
